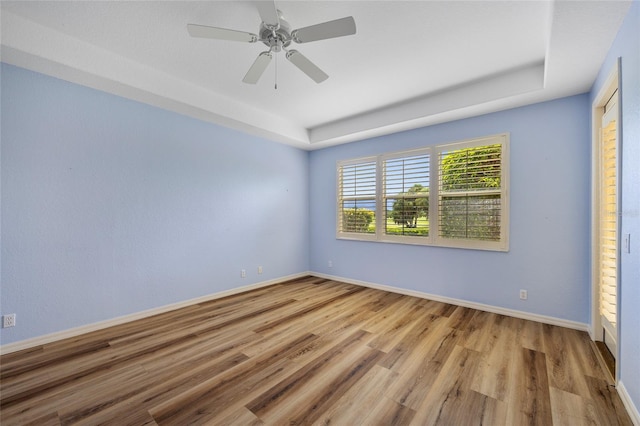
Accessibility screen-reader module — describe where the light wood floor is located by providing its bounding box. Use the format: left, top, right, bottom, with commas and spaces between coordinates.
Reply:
0, 276, 633, 425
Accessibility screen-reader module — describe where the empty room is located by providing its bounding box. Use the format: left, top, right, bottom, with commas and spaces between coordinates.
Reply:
1, 1, 639, 424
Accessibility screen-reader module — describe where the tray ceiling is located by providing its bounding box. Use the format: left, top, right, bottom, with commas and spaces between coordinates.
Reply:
1, 1, 631, 149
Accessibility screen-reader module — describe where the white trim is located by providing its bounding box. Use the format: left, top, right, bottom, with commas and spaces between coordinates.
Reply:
311, 272, 588, 331
618, 381, 640, 426
590, 61, 621, 377
336, 133, 509, 252
0, 272, 309, 355
336, 156, 378, 241
2, 271, 634, 422
0, 270, 589, 355
433, 134, 510, 252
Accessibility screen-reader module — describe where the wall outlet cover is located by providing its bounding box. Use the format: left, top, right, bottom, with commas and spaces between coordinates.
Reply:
3, 314, 16, 328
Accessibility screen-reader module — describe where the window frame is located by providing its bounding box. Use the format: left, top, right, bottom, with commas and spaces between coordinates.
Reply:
336, 133, 509, 252
380, 147, 432, 245
335, 156, 379, 242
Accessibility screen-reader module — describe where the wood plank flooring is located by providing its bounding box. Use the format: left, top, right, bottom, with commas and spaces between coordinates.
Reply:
0, 276, 633, 425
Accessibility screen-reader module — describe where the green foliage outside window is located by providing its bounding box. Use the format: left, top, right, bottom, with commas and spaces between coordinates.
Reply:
439, 144, 502, 240
390, 184, 429, 228
388, 184, 429, 236
440, 144, 501, 191
338, 137, 506, 249
342, 208, 375, 233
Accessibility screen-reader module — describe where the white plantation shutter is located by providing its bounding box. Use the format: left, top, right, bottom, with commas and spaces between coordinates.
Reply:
337, 134, 509, 251
599, 109, 617, 329
437, 142, 505, 246
337, 159, 377, 235
383, 152, 430, 238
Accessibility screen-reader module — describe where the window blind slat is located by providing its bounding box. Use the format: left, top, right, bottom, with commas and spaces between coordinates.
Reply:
383, 154, 430, 238
338, 161, 377, 234
599, 117, 617, 325
438, 144, 503, 242
337, 135, 508, 251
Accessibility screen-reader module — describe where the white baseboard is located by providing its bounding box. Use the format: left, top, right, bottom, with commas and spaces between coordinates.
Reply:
310, 272, 589, 332
0, 270, 590, 354
319, 272, 639, 423
618, 381, 640, 426
4, 271, 634, 421
0, 272, 310, 355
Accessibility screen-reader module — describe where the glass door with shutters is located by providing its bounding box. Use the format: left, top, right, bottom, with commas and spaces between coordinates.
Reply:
599, 91, 619, 358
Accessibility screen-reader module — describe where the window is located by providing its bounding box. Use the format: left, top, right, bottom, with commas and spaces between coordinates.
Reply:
383, 151, 430, 239
337, 158, 377, 238
337, 134, 509, 251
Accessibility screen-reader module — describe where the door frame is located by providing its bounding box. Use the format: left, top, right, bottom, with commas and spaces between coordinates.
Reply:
590, 59, 621, 381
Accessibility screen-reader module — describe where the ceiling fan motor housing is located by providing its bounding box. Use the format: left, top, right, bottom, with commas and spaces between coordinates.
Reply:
259, 10, 292, 51
187, 3, 356, 84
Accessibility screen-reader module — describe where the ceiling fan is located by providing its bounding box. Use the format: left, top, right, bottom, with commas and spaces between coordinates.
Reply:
187, 1, 356, 84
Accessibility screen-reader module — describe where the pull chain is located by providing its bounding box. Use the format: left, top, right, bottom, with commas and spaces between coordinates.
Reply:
274, 53, 278, 90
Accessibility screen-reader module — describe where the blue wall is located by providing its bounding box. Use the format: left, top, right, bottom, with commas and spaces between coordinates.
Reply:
310, 95, 591, 323
1, 3, 638, 414
0, 63, 310, 345
591, 0, 640, 416
2, 3, 638, 417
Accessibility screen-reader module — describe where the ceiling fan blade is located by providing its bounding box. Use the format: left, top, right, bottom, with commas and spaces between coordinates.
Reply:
187, 24, 257, 43
256, 0, 280, 28
291, 16, 356, 43
286, 50, 328, 83
243, 52, 273, 84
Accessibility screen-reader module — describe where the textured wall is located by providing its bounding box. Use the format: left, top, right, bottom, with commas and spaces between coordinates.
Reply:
591, 0, 640, 417
1, 64, 310, 345
310, 95, 590, 323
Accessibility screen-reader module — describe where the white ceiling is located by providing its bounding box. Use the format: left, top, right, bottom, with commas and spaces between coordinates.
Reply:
1, 1, 631, 150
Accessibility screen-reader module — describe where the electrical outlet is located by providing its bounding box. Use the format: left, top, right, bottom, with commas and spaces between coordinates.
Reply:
258, 266, 263, 274
3, 314, 16, 328
241, 269, 246, 278
328, 260, 333, 268
519, 290, 528, 300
